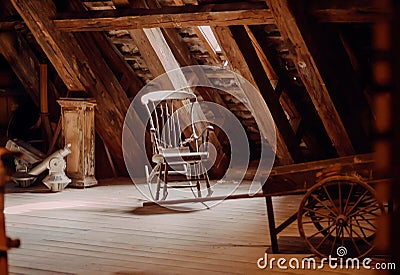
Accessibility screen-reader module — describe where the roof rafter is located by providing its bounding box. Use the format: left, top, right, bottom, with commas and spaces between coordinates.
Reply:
54, 2, 273, 32
265, 0, 355, 156
309, 0, 391, 23
11, 0, 145, 174
109, 0, 230, 174
213, 26, 298, 165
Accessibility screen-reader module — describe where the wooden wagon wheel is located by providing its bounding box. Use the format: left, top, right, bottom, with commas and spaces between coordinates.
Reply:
298, 175, 385, 258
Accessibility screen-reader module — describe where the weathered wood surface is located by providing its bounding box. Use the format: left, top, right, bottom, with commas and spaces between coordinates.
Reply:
265, 0, 355, 157
65, 0, 144, 99
4, 179, 376, 274
110, 0, 230, 176
39, 64, 53, 146
263, 153, 376, 196
0, 20, 20, 30
288, 9, 371, 153
213, 26, 294, 165
11, 0, 145, 174
58, 99, 98, 187
269, 153, 374, 177
230, 25, 303, 163
309, 0, 391, 23
54, 2, 273, 32
248, 25, 337, 161
0, 149, 9, 275
0, 32, 43, 107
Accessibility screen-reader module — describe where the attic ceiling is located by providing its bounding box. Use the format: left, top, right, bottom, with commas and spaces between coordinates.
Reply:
0, 0, 383, 175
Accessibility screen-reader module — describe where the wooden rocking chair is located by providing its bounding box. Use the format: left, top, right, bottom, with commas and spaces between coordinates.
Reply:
141, 90, 214, 201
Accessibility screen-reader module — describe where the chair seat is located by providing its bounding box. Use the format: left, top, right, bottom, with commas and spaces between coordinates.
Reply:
160, 151, 208, 164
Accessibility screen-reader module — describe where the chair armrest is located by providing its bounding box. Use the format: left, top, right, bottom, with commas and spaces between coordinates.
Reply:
194, 125, 214, 140
179, 125, 214, 146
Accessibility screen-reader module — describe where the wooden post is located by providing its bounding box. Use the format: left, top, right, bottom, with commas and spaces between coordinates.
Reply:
39, 63, 53, 148
393, 0, 400, 270
58, 99, 97, 188
369, 0, 392, 259
0, 149, 9, 275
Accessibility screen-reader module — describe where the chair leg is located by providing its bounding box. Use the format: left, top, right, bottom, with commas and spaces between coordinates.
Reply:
155, 165, 162, 201
162, 163, 168, 200
202, 163, 213, 197
195, 164, 202, 198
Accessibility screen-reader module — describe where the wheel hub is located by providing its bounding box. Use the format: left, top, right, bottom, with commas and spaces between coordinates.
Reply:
336, 214, 347, 226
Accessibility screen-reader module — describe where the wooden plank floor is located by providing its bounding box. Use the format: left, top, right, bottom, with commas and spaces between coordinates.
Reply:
4, 179, 378, 274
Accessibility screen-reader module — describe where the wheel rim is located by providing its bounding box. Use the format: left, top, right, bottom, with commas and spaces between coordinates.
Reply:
298, 176, 385, 258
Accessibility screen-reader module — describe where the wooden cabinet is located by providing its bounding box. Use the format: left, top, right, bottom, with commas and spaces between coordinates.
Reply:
58, 98, 97, 187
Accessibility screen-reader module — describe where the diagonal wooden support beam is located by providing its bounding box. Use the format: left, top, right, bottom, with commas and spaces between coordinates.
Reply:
231, 25, 303, 163
110, 0, 230, 176
54, 2, 273, 32
213, 26, 299, 165
129, 27, 229, 174
65, 0, 144, 100
0, 32, 42, 106
265, 0, 355, 156
11, 0, 144, 173
309, 0, 391, 23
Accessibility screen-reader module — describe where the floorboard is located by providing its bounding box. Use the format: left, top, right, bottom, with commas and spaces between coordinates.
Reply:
4, 178, 377, 274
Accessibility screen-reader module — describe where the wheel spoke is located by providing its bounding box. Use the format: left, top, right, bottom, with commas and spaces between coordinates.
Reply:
307, 222, 335, 240
343, 184, 354, 214
345, 190, 370, 216
338, 182, 342, 213
315, 225, 337, 249
346, 224, 373, 246
358, 214, 377, 229
349, 221, 376, 233
353, 217, 368, 239
322, 185, 340, 215
330, 227, 340, 256
341, 226, 345, 247
303, 218, 333, 224
349, 202, 380, 218
344, 226, 363, 256
310, 193, 337, 216
303, 207, 334, 219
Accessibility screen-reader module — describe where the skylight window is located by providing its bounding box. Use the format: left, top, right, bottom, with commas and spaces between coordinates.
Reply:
197, 26, 221, 53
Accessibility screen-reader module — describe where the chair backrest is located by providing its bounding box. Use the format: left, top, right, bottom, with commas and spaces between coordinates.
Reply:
141, 90, 203, 155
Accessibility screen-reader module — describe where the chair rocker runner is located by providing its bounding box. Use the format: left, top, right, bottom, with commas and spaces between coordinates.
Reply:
142, 90, 214, 201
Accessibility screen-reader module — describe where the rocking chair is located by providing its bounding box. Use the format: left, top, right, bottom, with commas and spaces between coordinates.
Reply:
141, 90, 214, 201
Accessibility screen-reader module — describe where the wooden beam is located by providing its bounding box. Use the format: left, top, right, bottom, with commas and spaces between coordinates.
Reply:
11, 0, 143, 173
0, 20, 20, 30
230, 25, 304, 163
66, 0, 144, 100
133, 0, 231, 173
54, 2, 273, 32
249, 25, 338, 161
265, 0, 355, 156
0, 32, 42, 106
269, 153, 373, 177
129, 27, 229, 174
160, 28, 229, 111
213, 26, 296, 165
244, 25, 278, 87
309, 0, 391, 23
